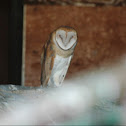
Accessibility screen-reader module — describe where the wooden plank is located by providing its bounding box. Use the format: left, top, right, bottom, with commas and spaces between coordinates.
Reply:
8, 0, 23, 85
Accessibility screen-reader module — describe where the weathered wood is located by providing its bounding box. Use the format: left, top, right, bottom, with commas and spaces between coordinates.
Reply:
24, 0, 126, 6
8, 0, 23, 85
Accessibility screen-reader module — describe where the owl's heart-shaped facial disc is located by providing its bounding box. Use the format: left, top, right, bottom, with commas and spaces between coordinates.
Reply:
55, 29, 77, 50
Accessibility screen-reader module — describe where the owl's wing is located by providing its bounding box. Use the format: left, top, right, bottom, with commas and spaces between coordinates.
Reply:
58, 55, 73, 85
41, 46, 45, 85
63, 55, 73, 75
41, 44, 55, 87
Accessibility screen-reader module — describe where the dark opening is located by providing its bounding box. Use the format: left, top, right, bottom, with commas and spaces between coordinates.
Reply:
0, 0, 9, 84
0, 0, 23, 85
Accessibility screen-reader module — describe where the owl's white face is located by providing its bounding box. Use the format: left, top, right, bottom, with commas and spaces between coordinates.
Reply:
54, 29, 77, 50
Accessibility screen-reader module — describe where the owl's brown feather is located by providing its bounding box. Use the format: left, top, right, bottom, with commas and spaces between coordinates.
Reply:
41, 40, 56, 86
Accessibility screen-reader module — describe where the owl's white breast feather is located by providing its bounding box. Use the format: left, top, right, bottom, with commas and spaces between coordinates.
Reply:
48, 55, 72, 87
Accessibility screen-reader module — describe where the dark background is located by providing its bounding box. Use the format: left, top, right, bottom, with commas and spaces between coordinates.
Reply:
0, 0, 23, 85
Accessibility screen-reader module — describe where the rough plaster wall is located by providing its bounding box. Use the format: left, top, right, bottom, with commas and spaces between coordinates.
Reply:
25, 5, 126, 86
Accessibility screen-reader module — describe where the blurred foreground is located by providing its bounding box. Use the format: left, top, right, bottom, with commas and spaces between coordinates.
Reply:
1, 57, 126, 125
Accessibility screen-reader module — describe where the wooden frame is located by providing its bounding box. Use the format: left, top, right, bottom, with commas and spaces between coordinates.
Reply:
24, 0, 126, 6
8, 0, 23, 85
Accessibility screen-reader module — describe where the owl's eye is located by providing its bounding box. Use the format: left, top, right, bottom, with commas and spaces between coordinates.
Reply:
70, 36, 73, 41
69, 35, 76, 42
59, 35, 63, 41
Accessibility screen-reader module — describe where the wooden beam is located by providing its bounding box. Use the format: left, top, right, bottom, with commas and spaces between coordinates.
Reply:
24, 0, 126, 6
8, 0, 23, 85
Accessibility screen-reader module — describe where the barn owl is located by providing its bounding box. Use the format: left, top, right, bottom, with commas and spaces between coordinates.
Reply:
41, 26, 77, 87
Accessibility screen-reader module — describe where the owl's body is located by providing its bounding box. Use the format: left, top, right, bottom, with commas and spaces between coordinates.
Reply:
41, 26, 77, 87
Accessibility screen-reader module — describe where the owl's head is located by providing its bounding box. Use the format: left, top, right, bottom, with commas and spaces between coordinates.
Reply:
53, 26, 77, 50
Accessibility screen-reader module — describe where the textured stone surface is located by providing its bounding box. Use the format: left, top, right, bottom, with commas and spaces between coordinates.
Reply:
25, 6, 126, 86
